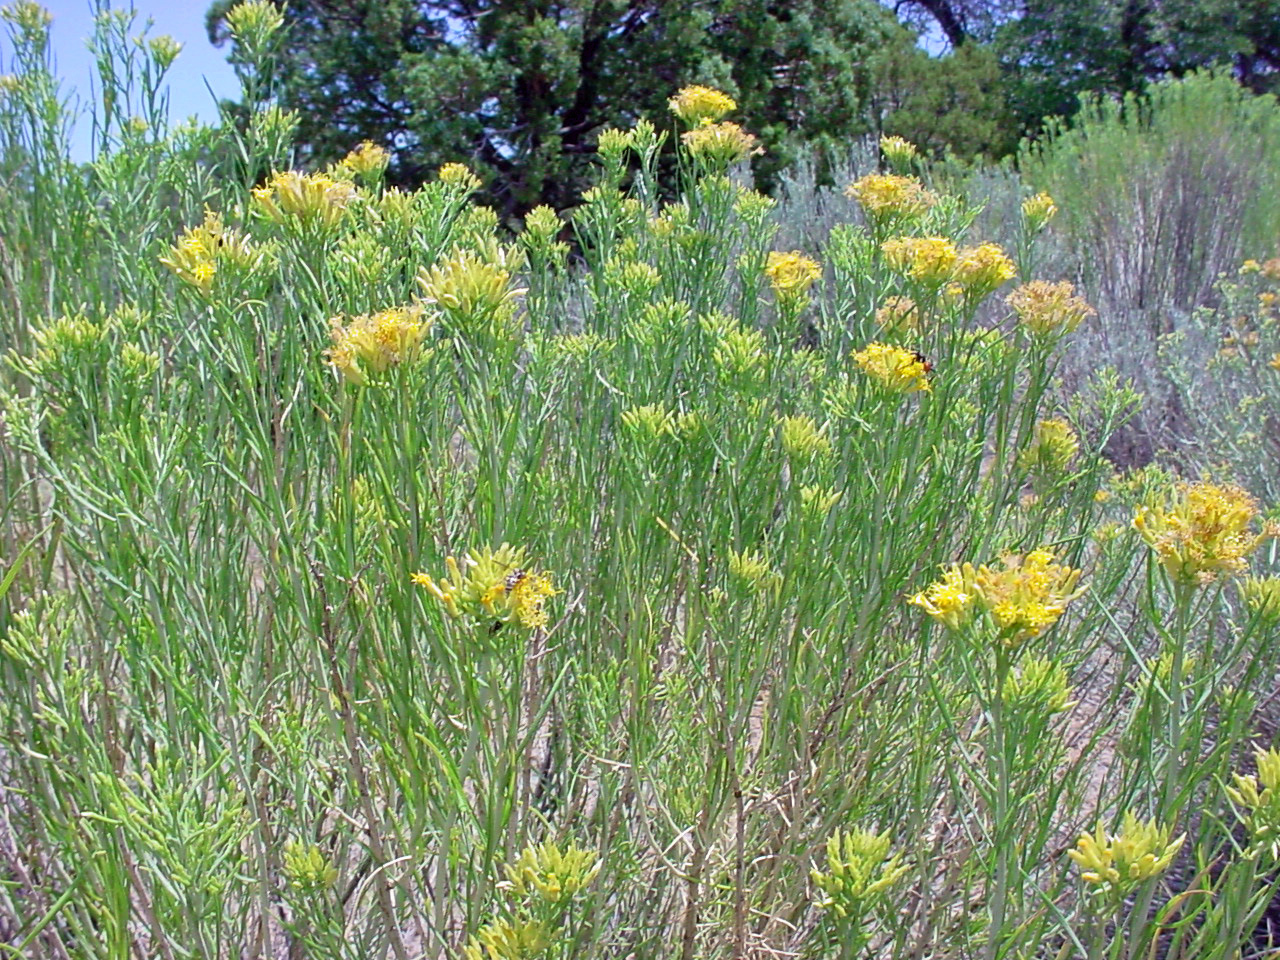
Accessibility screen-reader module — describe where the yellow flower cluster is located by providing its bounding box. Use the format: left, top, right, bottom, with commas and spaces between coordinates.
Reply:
1269, 352, 1280, 370
412, 543, 558, 631
1227, 746, 1280, 858
1017, 418, 1080, 478
880, 236, 957, 287
880, 236, 1016, 298
1247, 257, 1280, 281
668, 85, 737, 125
462, 919, 549, 960
1068, 812, 1185, 895
909, 564, 972, 629
680, 121, 762, 167
879, 134, 918, 169
159, 210, 265, 297
910, 548, 1084, 645
779, 413, 831, 462
226, 0, 284, 48
620, 402, 678, 443
252, 170, 356, 230
417, 245, 526, 341
952, 242, 1017, 297
1006, 280, 1095, 337
710, 323, 768, 387
339, 140, 390, 179
727, 547, 779, 592
1, 1, 51, 33
465, 839, 598, 960
1001, 656, 1076, 716
282, 840, 339, 895
439, 162, 483, 193
846, 174, 937, 223
810, 828, 910, 919
800, 484, 843, 517
1021, 192, 1058, 231
522, 205, 566, 257
325, 304, 431, 385
852, 342, 932, 393
765, 250, 821, 301
874, 296, 920, 334
1132, 481, 1276, 584
1241, 576, 1280, 622
974, 549, 1085, 642
501, 841, 600, 905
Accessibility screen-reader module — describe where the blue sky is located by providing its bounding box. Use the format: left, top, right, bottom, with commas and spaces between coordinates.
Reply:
3, 0, 239, 160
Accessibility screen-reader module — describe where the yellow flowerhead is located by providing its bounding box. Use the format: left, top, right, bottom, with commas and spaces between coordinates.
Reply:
225, 0, 284, 48
1068, 812, 1185, 895
620, 403, 676, 443
853, 342, 932, 393
146, 35, 183, 70
733, 186, 776, 224
779, 413, 831, 463
501, 840, 600, 905
462, 919, 550, 960
971, 548, 1085, 644
811, 828, 910, 919
726, 548, 778, 593
880, 236, 958, 288
1226, 746, 1280, 858
417, 244, 527, 342
1269, 352, 1280, 371
847, 174, 937, 223
438, 162, 482, 193
1021, 192, 1058, 231
710, 322, 768, 388
340, 140, 390, 179
668, 85, 737, 125
952, 243, 1017, 298
412, 543, 558, 631
765, 250, 821, 301
874, 296, 920, 334
800, 484, 843, 517
1006, 280, 1095, 337
1001, 656, 1076, 716
1132, 482, 1276, 585
879, 134, 919, 170
325, 304, 431, 385
909, 563, 977, 630
159, 209, 266, 297
1, 1, 51, 35
252, 170, 356, 230
680, 121, 762, 167
1017, 418, 1080, 478
283, 841, 339, 895
1240, 576, 1280, 623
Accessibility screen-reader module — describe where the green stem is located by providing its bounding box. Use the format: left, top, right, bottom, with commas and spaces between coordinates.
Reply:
1160, 581, 1196, 821
985, 646, 1014, 960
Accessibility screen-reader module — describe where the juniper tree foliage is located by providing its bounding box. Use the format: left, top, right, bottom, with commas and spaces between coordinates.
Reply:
206, 0, 902, 217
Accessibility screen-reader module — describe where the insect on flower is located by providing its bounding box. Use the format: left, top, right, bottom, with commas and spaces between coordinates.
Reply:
911, 350, 934, 374
504, 567, 529, 592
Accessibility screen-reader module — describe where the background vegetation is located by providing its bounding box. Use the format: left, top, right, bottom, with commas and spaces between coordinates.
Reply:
199, 0, 1280, 216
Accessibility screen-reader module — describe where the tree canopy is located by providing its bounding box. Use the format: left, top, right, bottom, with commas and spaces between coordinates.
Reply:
207, 0, 1280, 210
207, 0, 903, 217
889, 0, 1280, 131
